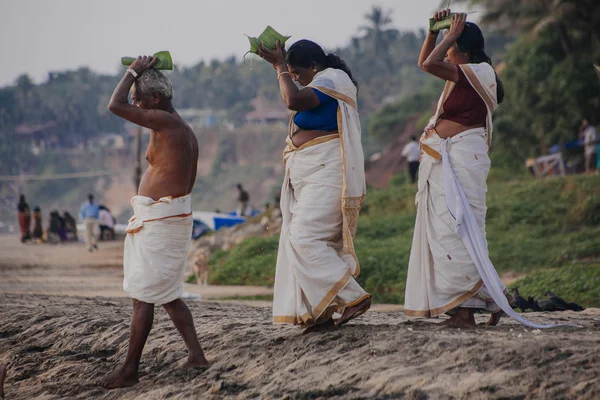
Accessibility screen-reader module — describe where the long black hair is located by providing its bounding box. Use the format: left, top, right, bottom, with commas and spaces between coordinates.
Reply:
455, 23, 504, 104
285, 40, 358, 88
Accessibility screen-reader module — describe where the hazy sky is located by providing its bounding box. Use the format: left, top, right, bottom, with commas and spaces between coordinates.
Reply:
0, 0, 452, 87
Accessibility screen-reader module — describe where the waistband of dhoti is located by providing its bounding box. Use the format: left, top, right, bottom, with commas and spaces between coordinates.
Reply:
126, 194, 192, 234
283, 133, 340, 159
420, 127, 486, 161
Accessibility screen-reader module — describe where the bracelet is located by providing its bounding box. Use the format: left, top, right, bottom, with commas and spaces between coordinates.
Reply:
277, 71, 290, 80
127, 68, 139, 79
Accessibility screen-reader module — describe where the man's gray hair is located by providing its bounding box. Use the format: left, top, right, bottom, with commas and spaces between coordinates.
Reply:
137, 69, 173, 100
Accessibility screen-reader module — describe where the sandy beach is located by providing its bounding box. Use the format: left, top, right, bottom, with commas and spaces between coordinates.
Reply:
0, 236, 273, 300
1, 295, 598, 399
0, 236, 599, 399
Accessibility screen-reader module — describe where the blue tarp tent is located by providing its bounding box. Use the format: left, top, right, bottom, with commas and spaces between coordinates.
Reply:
192, 211, 246, 232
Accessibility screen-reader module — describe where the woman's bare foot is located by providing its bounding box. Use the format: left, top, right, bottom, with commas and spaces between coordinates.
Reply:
181, 354, 210, 369
99, 365, 139, 390
335, 297, 372, 327
302, 318, 336, 335
485, 311, 504, 326
484, 293, 514, 326
0, 364, 7, 399
441, 308, 476, 328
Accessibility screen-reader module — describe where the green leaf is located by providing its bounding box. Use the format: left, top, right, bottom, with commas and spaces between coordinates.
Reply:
245, 25, 291, 54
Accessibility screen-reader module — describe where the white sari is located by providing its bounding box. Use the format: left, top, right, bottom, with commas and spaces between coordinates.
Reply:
404, 63, 568, 328
272, 68, 370, 326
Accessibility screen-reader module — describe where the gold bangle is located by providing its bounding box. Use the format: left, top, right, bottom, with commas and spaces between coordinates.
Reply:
277, 71, 290, 80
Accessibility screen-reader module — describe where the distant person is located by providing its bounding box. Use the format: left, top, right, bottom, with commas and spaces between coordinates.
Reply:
401, 136, 421, 184
258, 39, 371, 333
579, 119, 598, 174
101, 55, 208, 389
47, 211, 62, 244
57, 212, 67, 242
17, 194, 32, 243
98, 205, 116, 241
236, 184, 249, 216
32, 206, 44, 242
63, 211, 78, 242
79, 194, 99, 251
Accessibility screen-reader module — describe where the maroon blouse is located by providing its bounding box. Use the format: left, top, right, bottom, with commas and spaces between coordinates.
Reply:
440, 67, 487, 126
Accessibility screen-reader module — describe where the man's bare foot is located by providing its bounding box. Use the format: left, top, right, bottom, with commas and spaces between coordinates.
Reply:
485, 311, 504, 326
99, 366, 139, 390
181, 354, 210, 369
440, 308, 476, 328
335, 297, 372, 327
302, 318, 336, 335
0, 364, 7, 399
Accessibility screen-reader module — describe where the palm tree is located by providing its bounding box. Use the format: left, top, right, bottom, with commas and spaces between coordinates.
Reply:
360, 6, 399, 69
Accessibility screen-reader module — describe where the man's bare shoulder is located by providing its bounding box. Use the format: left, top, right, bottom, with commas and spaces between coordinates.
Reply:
153, 114, 193, 137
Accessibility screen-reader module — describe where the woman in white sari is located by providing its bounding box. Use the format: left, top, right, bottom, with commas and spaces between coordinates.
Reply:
258, 40, 371, 333
404, 10, 572, 330
405, 10, 505, 327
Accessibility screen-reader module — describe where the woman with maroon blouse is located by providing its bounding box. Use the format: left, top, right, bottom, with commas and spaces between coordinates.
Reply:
403, 9, 513, 327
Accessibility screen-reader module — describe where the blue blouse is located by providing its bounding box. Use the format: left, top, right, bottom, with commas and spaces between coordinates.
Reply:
293, 89, 338, 131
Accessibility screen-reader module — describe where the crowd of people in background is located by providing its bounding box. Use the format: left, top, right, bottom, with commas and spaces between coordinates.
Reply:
16, 193, 116, 248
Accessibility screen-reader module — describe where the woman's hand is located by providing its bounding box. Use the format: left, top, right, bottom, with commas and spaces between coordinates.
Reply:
446, 13, 467, 42
433, 8, 451, 22
257, 40, 286, 69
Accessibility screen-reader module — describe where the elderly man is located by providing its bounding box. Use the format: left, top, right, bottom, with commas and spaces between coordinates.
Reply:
101, 56, 207, 389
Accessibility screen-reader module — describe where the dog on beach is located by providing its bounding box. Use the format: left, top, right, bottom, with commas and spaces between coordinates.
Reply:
193, 249, 209, 286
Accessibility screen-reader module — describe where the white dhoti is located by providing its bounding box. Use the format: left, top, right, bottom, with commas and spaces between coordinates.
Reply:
123, 194, 193, 305
272, 136, 370, 326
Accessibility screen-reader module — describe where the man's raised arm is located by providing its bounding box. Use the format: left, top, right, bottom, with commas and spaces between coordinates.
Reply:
108, 56, 174, 131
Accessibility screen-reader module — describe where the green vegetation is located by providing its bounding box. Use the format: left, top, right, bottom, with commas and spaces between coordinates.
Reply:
209, 236, 279, 286
205, 175, 600, 307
